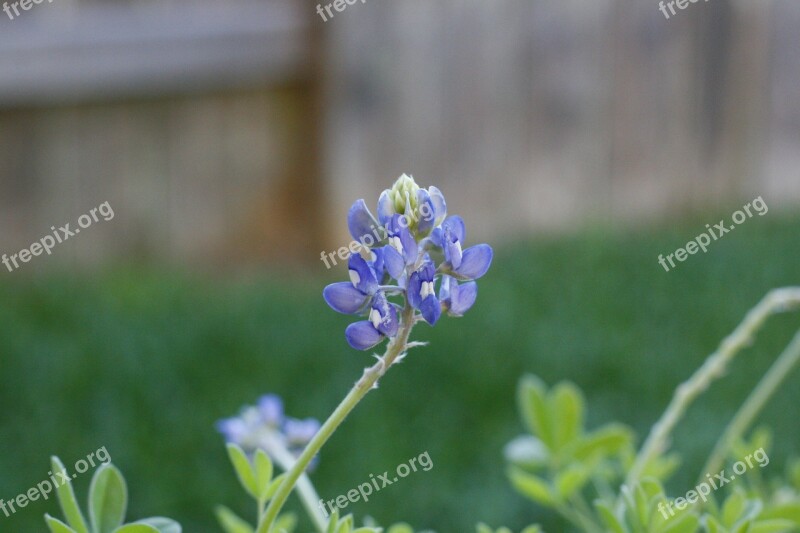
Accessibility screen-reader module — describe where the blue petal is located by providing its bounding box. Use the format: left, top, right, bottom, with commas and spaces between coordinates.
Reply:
323, 282, 369, 314
348, 253, 378, 294
387, 214, 418, 264
257, 394, 284, 426
284, 418, 320, 444
430, 227, 444, 247
444, 229, 463, 269
368, 247, 385, 280
382, 245, 406, 280
442, 215, 466, 243
418, 256, 436, 282
427, 186, 447, 225
455, 244, 493, 280
407, 270, 423, 309
345, 321, 385, 350
415, 189, 436, 234
419, 294, 441, 325
408, 258, 436, 311
216, 417, 248, 443
377, 190, 394, 226
347, 199, 379, 242
448, 281, 477, 316
371, 292, 399, 337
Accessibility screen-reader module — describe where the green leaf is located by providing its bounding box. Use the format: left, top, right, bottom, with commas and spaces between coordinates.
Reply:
705, 515, 725, 533
226, 443, 258, 499
475, 525, 493, 533
549, 382, 585, 450
759, 502, 800, 523
722, 492, 747, 527
133, 517, 182, 533
274, 512, 296, 532
574, 424, 633, 461
660, 513, 699, 533
722, 492, 762, 529
520, 527, 543, 533
632, 484, 650, 527
215, 506, 254, 533
51, 456, 90, 533
554, 463, 590, 499
593, 502, 626, 533
620, 483, 650, 528
336, 514, 354, 533
638, 477, 665, 501
254, 450, 274, 500
642, 453, 682, 482
387, 524, 414, 533
508, 467, 554, 506
111, 526, 159, 533
518, 375, 555, 450
265, 473, 287, 500
326, 510, 340, 533
45, 514, 78, 533
89, 464, 128, 533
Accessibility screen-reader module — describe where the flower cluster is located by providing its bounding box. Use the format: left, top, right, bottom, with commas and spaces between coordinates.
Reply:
323, 174, 493, 350
216, 394, 320, 460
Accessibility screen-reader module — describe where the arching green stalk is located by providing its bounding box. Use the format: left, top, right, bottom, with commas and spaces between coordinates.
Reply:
699, 329, 800, 483
256, 303, 417, 533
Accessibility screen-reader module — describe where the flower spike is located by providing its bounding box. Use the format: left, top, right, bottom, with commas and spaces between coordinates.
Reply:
323, 175, 492, 349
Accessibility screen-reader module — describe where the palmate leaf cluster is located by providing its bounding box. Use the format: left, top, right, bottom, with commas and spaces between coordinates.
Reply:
505, 375, 800, 533
44, 457, 180, 533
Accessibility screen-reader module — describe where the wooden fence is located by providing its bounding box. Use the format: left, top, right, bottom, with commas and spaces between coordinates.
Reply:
0, 0, 797, 268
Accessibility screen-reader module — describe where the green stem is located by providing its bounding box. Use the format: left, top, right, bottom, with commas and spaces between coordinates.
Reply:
698, 328, 800, 482
257, 304, 417, 533
624, 288, 800, 490
264, 436, 327, 532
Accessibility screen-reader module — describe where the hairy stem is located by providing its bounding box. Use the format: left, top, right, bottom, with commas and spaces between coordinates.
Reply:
257, 304, 417, 533
625, 288, 800, 490
699, 328, 800, 482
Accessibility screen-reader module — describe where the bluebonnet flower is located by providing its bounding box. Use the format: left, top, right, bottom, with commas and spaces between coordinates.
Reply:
432, 215, 493, 280
439, 275, 477, 316
324, 175, 492, 350
217, 394, 320, 462
407, 256, 441, 325
323, 251, 385, 314
344, 291, 399, 350
382, 214, 418, 280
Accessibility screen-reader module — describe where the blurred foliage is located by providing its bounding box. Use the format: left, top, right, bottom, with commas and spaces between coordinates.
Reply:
0, 210, 798, 532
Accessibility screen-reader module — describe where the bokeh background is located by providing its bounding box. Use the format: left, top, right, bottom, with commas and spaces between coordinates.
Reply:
1, 0, 799, 531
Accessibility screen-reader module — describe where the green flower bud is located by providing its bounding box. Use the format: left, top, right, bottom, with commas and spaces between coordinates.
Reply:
389, 174, 420, 215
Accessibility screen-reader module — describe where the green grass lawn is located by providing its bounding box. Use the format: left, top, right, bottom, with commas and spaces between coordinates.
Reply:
0, 209, 798, 532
